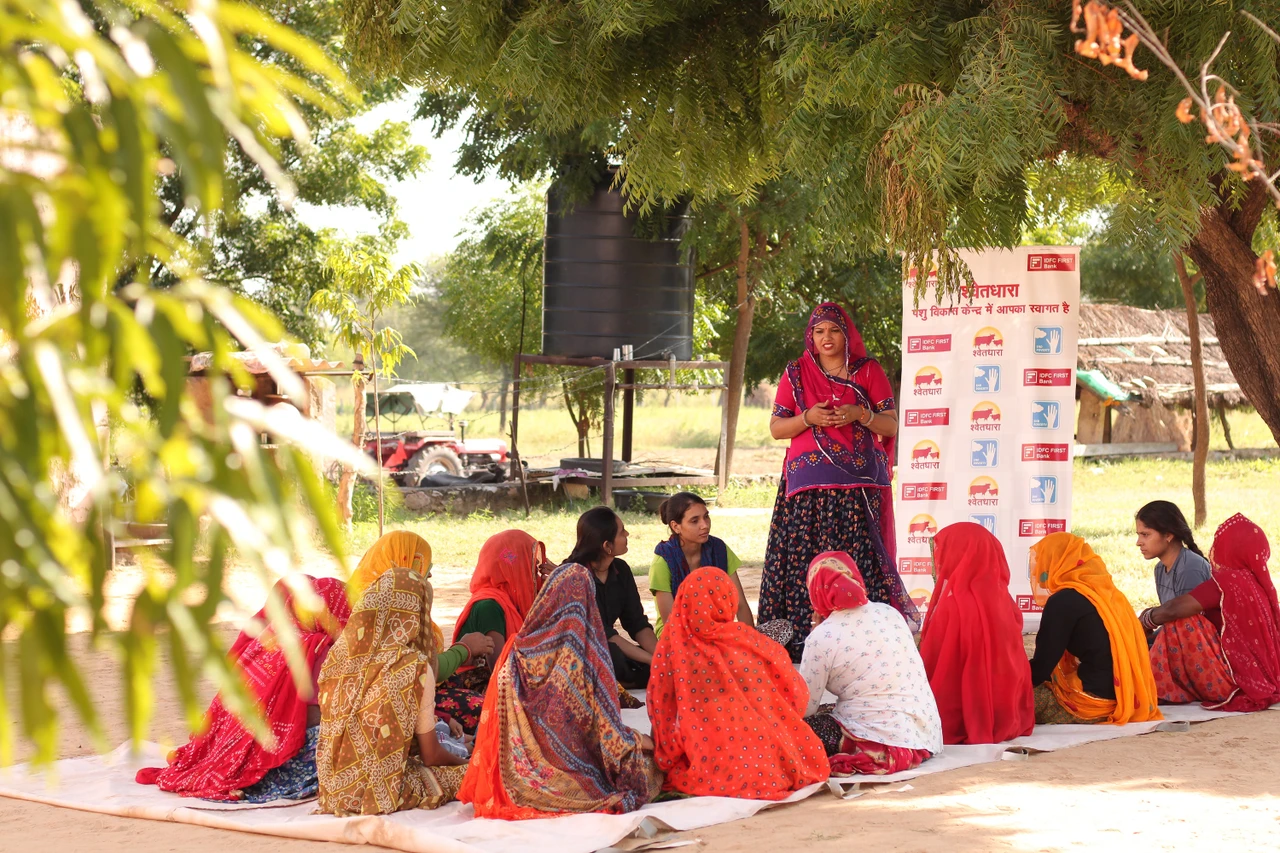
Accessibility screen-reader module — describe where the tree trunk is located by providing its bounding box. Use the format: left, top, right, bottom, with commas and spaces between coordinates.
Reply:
1186, 186, 1280, 446
718, 217, 757, 480
1218, 404, 1235, 450
337, 371, 367, 529
1174, 253, 1208, 528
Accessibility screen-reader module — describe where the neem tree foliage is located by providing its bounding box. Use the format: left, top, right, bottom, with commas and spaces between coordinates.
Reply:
342, 0, 1280, 442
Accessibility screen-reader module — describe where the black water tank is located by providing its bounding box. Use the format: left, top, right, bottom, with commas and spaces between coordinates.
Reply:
543, 173, 693, 360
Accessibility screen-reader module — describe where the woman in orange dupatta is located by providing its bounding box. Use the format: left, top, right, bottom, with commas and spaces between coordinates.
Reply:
920, 523, 1034, 744
1028, 533, 1161, 725
442, 530, 552, 695
647, 567, 828, 799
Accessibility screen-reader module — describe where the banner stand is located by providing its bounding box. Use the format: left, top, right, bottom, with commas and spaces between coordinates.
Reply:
896, 247, 1081, 632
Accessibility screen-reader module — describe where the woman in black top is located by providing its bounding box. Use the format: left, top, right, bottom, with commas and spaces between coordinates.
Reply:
1028, 588, 1115, 702
1026, 532, 1161, 725
567, 506, 658, 688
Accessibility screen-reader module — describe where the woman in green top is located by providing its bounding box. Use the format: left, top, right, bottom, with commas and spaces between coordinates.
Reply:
650, 492, 755, 635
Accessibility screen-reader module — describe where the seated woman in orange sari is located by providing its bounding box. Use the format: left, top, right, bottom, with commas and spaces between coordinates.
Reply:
349, 531, 494, 733
648, 567, 828, 798
316, 565, 466, 816
460, 562, 660, 819
1027, 533, 1161, 725
1142, 514, 1280, 711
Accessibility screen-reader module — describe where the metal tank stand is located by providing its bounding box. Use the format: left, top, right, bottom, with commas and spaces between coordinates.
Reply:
509, 353, 732, 507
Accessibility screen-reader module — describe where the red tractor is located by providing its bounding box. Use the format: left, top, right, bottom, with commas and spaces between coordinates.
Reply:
362, 385, 510, 486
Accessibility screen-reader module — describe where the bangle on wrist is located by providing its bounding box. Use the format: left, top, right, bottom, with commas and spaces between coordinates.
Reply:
860, 407, 874, 426
801, 409, 812, 427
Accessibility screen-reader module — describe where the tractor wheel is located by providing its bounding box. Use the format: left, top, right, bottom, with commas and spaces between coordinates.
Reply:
407, 446, 463, 481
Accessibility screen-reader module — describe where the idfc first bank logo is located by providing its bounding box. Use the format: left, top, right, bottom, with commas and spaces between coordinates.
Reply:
973, 326, 1004, 357
913, 366, 943, 396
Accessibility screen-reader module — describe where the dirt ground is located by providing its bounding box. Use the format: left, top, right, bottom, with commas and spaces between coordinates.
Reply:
4, 564, 1280, 852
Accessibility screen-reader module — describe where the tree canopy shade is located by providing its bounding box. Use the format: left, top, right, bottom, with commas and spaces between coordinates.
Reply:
150, 0, 429, 346
345, 0, 1280, 443
1, 0, 371, 761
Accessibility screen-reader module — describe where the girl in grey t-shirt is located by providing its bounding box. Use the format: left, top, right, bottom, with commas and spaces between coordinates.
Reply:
1135, 500, 1211, 604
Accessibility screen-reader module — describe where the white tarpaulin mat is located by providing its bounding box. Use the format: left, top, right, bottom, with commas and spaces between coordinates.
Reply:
0, 703, 1266, 853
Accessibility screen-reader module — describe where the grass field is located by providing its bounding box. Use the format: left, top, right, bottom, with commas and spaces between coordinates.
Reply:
348, 453, 1280, 612
338, 398, 1276, 461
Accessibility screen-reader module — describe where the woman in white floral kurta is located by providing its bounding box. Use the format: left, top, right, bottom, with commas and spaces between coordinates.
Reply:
799, 551, 942, 775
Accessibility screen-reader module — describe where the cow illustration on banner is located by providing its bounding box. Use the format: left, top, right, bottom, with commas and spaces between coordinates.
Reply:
898, 247, 1080, 624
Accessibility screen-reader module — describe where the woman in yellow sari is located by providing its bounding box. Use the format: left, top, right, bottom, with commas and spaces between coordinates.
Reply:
1027, 532, 1161, 725
349, 532, 494, 732
316, 564, 466, 815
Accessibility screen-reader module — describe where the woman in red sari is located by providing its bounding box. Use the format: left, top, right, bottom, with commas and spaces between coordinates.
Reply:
919, 523, 1034, 744
760, 302, 917, 660
136, 576, 350, 801
1142, 514, 1280, 711
648, 567, 828, 799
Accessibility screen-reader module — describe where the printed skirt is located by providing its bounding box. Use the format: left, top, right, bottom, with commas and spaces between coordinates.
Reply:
1149, 614, 1236, 705
759, 479, 917, 659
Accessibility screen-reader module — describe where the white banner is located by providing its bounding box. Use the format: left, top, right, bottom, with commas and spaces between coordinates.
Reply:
895, 247, 1081, 622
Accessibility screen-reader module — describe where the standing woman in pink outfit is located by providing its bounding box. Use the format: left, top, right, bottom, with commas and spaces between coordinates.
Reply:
760, 301, 918, 660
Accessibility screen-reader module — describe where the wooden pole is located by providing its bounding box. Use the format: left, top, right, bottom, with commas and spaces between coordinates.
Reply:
717, 378, 730, 492
602, 362, 616, 507
510, 352, 529, 517
369, 341, 384, 536
1174, 253, 1208, 527
1218, 403, 1235, 450
622, 367, 635, 463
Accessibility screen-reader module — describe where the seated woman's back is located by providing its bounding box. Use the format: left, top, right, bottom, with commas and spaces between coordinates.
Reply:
920, 523, 1034, 744
1027, 532, 1160, 725
804, 601, 941, 751
1032, 588, 1115, 698
459, 562, 659, 820
648, 568, 828, 800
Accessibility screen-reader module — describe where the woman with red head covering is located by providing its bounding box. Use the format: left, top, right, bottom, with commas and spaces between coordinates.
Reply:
801, 552, 941, 776
919, 523, 1034, 744
439, 530, 554, 703
1141, 514, 1280, 711
647, 567, 828, 799
761, 302, 916, 660
136, 575, 351, 801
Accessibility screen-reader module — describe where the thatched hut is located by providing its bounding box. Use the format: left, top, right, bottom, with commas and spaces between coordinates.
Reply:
1076, 304, 1245, 450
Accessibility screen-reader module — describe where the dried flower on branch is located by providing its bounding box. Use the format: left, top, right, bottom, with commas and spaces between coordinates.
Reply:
1070, 1, 1279, 294
1071, 1, 1148, 80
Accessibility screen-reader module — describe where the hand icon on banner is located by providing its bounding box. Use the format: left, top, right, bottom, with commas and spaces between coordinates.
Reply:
984, 443, 997, 467
1044, 478, 1056, 504
1048, 329, 1061, 354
